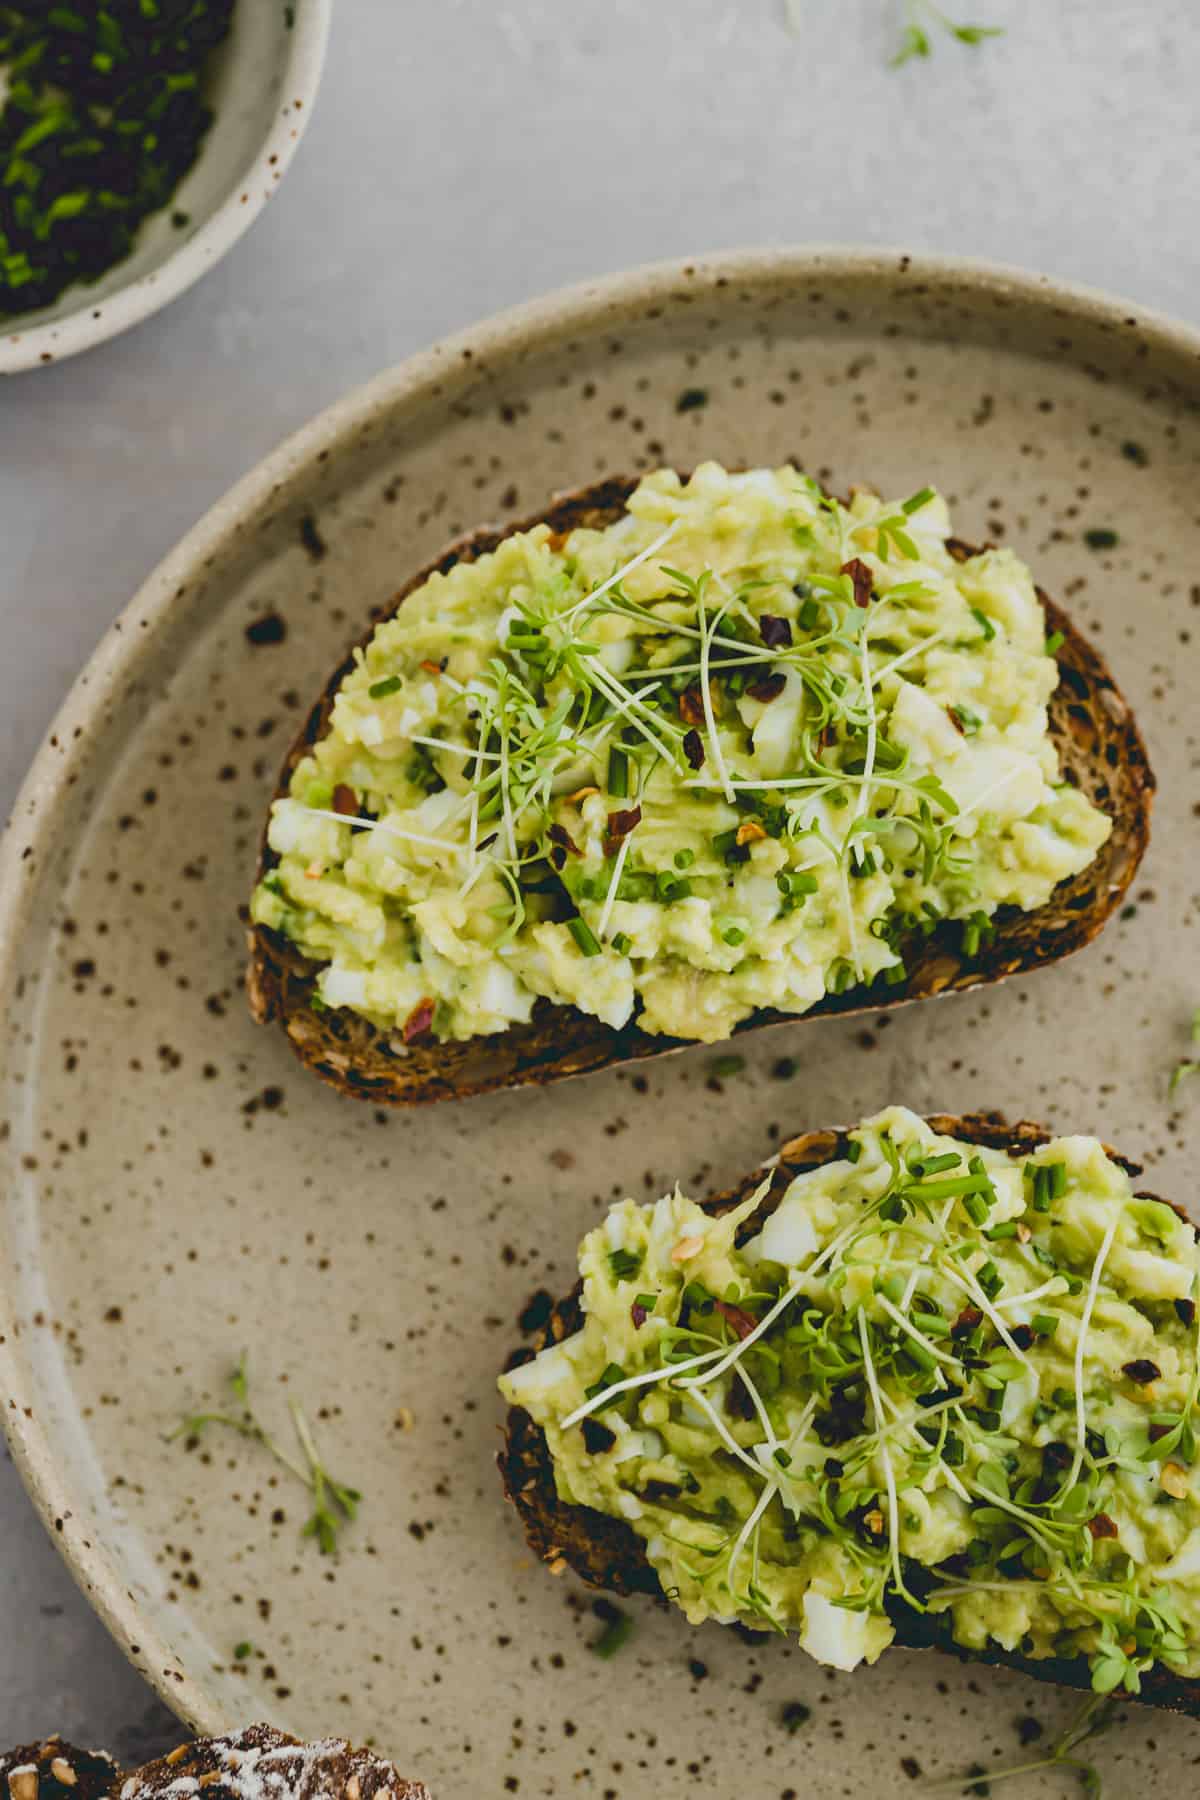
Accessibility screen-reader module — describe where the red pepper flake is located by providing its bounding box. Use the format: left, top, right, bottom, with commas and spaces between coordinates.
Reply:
1149, 1421, 1174, 1444
581, 1417, 616, 1455
951, 1306, 983, 1339
818, 723, 837, 750
548, 823, 580, 856
683, 729, 705, 770
419, 658, 447, 674
1121, 1359, 1161, 1385
946, 707, 967, 736
747, 671, 787, 704
840, 557, 874, 607
714, 1299, 757, 1340
758, 613, 793, 649
604, 805, 643, 858
332, 783, 360, 816
679, 684, 709, 728
402, 997, 436, 1043
1010, 1324, 1034, 1351
735, 820, 767, 846
1086, 1513, 1119, 1540
630, 1301, 648, 1330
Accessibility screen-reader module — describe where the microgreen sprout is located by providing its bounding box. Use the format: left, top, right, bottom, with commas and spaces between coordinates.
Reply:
171, 1355, 362, 1557
1169, 1006, 1200, 1097
924, 1692, 1118, 1795
892, 1, 1004, 67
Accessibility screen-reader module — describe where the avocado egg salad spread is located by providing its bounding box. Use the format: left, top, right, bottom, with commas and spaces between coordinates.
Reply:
500, 1110, 1200, 1694
251, 464, 1111, 1046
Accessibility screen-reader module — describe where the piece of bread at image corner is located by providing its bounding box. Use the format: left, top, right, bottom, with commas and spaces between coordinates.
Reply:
0, 1726, 431, 1800
245, 466, 1152, 1107
499, 1108, 1200, 1717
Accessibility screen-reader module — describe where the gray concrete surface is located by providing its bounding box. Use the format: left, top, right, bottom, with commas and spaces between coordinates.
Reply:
1, 0, 1199, 1764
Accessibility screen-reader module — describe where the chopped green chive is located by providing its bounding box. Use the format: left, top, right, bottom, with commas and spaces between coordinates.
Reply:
1044, 630, 1065, 656
607, 746, 629, 798
901, 485, 935, 515
970, 606, 996, 641
674, 848, 695, 869
591, 1607, 635, 1658
233, 1640, 253, 1660
1083, 528, 1119, 551
1032, 1313, 1059, 1337
721, 925, 748, 947
369, 675, 403, 699
773, 1447, 793, 1468
608, 1248, 642, 1282
611, 931, 633, 955
585, 1363, 626, 1400
568, 916, 602, 957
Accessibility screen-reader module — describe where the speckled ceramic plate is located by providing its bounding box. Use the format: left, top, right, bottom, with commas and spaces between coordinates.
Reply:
3, 251, 1199, 1796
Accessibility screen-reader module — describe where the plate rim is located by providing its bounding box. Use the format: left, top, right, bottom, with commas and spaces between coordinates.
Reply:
2, 242, 1200, 1733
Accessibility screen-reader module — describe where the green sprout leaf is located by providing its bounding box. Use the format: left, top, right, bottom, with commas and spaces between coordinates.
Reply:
892, 2, 1003, 67
171, 1357, 363, 1558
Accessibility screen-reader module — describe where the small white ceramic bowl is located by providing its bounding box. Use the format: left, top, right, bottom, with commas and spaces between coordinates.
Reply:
0, 0, 331, 376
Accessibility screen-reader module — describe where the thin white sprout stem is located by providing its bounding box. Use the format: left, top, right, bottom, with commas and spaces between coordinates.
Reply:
294, 805, 463, 856
558, 522, 680, 624
725, 1475, 777, 1601
1062, 1216, 1118, 1499
558, 1341, 729, 1430
992, 1275, 1072, 1314
875, 1293, 959, 1370
939, 1265, 1036, 1372
597, 833, 632, 942
858, 1309, 903, 1597
901, 1198, 957, 1310
410, 733, 502, 762
678, 1274, 804, 1394
698, 590, 736, 803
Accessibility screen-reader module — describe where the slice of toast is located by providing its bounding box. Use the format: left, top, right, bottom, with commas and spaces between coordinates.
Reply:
121, 1726, 431, 1800
0, 1727, 432, 1800
498, 1112, 1198, 1716
246, 480, 1153, 1107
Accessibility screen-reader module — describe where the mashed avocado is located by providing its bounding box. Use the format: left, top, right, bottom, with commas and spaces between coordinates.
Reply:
499, 1109, 1200, 1692
251, 465, 1110, 1045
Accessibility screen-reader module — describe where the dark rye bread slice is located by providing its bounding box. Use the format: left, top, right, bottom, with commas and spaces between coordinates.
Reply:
246, 479, 1154, 1107
0, 1737, 122, 1800
123, 1726, 431, 1800
18, 1725, 435, 1800
499, 1111, 1200, 1717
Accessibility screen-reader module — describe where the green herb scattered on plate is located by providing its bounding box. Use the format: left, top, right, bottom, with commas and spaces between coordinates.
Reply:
172, 1352, 362, 1556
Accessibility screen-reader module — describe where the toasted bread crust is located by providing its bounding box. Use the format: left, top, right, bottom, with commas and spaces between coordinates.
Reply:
246, 480, 1154, 1107
121, 1726, 430, 1800
0, 1737, 122, 1800
499, 1112, 1200, 1716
